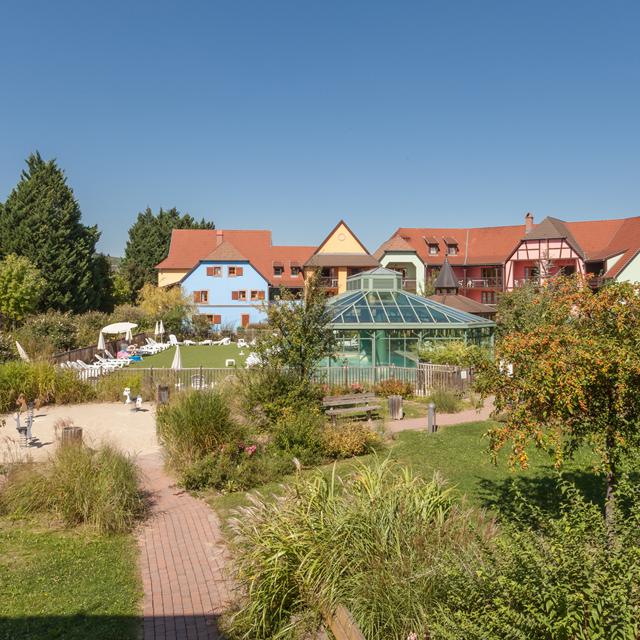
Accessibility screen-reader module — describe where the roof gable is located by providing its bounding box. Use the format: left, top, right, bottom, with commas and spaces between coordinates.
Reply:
525, 216, 585, 258
202, 240, 247, 262
314, 220, 370, 255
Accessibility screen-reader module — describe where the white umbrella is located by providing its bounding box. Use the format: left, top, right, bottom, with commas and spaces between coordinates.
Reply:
98, 322, 138, 350
154, 321, 159, 336
171, 345, 182, 370
15, 341, 30, 362
158, 320, 165, 342
97, 332, 106, 350
125, 328, 133, 341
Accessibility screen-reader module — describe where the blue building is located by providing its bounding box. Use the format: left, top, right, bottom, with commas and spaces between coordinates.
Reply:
157, 229, 315, 330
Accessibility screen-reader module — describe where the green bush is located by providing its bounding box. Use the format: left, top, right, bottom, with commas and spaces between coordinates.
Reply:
0, 442, 145, 534
323, 422, 381, 459
430, 481, 640, 639
271, 409, 326, 466
237, 367, 323, 428
94, 370, 146, 402
374, 378, 413, 398
181, 443, 293, 493
419, 340, 490, 367
428, 388, 463, 413
0, 361, 95, 412
74, 310, 110, 348
156, 390, 241, 471
15, 311, 79, 355
0, 330, 14, 363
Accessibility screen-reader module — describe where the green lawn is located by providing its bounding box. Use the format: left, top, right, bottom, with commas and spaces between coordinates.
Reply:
0, 520, 141, 640
212, 420, 603, 523
130, 344, 248, 368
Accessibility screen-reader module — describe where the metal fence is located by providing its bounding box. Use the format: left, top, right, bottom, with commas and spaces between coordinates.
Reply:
72, 362, 472, 395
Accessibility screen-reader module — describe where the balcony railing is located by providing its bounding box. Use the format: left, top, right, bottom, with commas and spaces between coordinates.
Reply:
318, 277, 339, 289
459, 277, 503, 290
401, 278, 417, 292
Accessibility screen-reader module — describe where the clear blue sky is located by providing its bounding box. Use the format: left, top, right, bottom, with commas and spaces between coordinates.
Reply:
1, 0, 638, 256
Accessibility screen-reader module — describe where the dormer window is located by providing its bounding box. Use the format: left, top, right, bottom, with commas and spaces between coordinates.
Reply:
290, 262, 302, 277
443, 237, 458, 256
424, 236, 439, 255
273, 262, 284, 277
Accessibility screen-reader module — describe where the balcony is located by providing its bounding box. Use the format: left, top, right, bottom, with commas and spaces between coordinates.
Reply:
401, 278, 417, 293
459, 277, 503, 290
318, 277, 339, 289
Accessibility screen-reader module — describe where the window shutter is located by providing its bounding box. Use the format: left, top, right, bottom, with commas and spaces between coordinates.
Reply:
259, 291, 265, 300
213, 314, 221, 324
206, 267, 214, 276
193, 292, 199, 303
237, 266, 244, 276
232, 291, 239, 301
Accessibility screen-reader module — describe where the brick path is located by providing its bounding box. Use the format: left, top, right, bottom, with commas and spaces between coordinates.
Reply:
138, 452, 233, 640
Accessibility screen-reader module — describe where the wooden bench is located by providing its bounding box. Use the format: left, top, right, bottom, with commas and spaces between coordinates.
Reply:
322, 393, 381, 426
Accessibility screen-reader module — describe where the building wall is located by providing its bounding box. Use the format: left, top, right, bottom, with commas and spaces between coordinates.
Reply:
158, 269, 189, 287
317, 222, 367, 254
379, 254, 425, 292
181, 261, 269, 329
615, 252, 640, 283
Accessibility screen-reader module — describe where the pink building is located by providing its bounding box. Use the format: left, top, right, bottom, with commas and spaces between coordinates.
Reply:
375, 213, 640, 306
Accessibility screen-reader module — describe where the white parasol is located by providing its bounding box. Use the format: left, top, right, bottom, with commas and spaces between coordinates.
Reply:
171, 345, 182, 370
15, 341, 30, 362
98, 322, 138, 350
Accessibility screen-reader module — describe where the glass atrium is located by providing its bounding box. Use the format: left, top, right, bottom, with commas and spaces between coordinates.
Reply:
325, 268, 495, 367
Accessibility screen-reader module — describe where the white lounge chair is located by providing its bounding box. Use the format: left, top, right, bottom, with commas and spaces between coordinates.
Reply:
183, 339, 197, 346
211, 337, 231, 346
168, 334, 182, 346
237, 338, 249, 348
199, 339, 213, 345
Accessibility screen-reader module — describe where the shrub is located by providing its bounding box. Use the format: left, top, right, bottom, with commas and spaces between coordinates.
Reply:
0, 361, 95, 412
374, 378, 413, 398
237, 367, 323, 428
428, 388, 463, 413
271, 409, 326, 466
15, 311, 78, 355
156, 390, 241, 471
323, 422, 380, 459
181, 443, 293, 493
94, 370, 146, 402
322, 382, 369, 396
430, 480, 640, 639
0, 330, 15, 363
0, 442, 144, 534
74, 310, 110, 348
419, 340, 490, 367
228, 458, 486, 639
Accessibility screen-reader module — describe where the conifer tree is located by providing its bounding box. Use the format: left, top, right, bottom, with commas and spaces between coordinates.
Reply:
121, 207, 214, 299
0, 152, 109, 312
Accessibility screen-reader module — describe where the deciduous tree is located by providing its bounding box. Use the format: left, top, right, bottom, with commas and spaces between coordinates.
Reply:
0, 254, 45, 326
479, 277, 640, 526
253, 274, 336, 383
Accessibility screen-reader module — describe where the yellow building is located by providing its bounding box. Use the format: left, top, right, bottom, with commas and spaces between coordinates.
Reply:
303, 220, 379, 294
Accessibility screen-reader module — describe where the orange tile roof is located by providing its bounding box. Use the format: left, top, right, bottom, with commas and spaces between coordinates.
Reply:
383, 215, 640, 277
156, 229, 315, 287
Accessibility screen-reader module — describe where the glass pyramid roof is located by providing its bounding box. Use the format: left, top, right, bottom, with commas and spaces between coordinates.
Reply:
327, 287, 494, 328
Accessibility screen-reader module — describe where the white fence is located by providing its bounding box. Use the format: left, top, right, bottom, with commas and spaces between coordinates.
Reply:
73, 363, 472, 395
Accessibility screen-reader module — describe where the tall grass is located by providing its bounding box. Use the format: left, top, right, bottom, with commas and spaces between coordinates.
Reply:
428, 388, 463, 413
156, 390, 241, 471
227, 458, 493, 639
0, 361, 95, 412
0, 442, 145, 534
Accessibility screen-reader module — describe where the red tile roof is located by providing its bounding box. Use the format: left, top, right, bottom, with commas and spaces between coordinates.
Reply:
156, 229, 315, 287
382, 215, 640, 277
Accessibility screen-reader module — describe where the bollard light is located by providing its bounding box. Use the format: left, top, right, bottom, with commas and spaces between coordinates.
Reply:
427, 402, 437, 433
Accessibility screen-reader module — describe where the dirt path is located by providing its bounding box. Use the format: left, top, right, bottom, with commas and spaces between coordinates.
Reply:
138, 451, 233, 640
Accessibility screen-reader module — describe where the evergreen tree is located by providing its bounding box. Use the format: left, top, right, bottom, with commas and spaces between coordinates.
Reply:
0, 152, 109, 312
121, 207, 214, 298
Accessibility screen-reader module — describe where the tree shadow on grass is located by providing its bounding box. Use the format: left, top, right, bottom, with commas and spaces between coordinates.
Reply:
476, 467, 609, 523
0, 614, 225, 640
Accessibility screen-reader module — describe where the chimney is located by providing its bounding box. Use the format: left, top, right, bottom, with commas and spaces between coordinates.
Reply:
216, 230, 223, 246
525, 212, 534, 233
